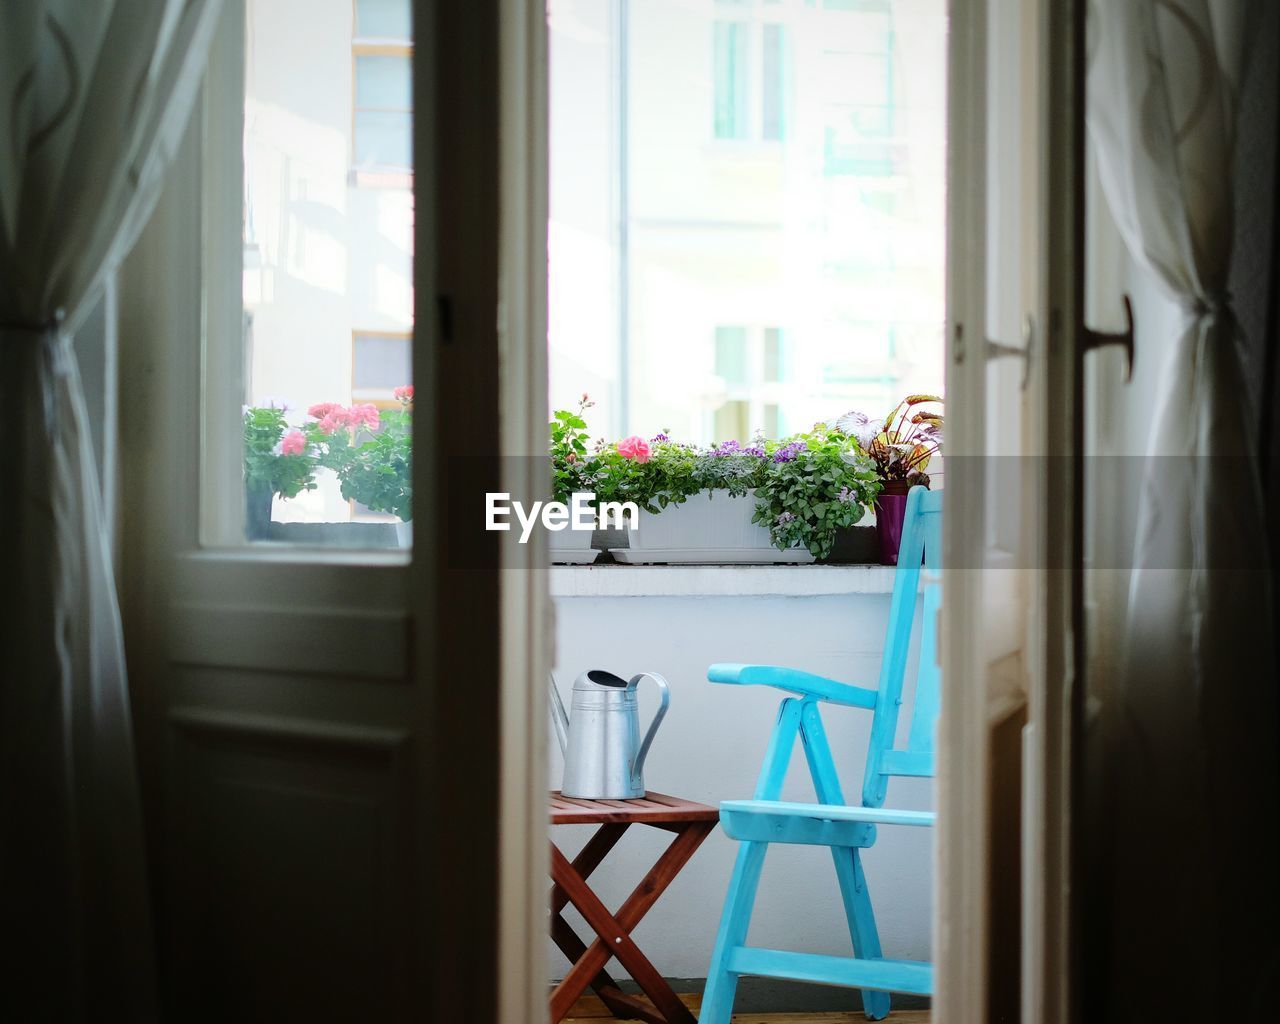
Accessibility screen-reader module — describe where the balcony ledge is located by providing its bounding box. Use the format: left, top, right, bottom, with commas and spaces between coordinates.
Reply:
549, 563, 897, 598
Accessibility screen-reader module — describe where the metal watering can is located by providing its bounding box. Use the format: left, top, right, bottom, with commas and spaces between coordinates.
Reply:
550, 670, 670, 799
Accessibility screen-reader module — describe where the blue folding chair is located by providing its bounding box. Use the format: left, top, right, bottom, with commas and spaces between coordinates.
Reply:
700, 486, 942, 1022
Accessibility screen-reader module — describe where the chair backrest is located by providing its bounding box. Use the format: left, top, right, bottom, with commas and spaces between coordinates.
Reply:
861, 486, 942, 808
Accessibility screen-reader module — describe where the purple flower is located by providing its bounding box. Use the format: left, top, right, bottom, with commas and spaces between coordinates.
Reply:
772, 441, 804, 463
776, 511, 796, 525
710, 439, 742, 457
652, 432, 669, 442
837, 486, 857, 504
742, 446, 766, 457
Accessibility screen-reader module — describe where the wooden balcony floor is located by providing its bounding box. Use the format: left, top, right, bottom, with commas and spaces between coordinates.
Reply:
563, 992, 930, 1023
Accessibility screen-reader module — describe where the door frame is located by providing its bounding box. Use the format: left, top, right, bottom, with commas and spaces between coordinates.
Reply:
495, 0, 553, 1020
937, 1, 1082, 1023
936, 0, 991, 1017
488, 0, 1086, 1021
418, 0, 554, 1020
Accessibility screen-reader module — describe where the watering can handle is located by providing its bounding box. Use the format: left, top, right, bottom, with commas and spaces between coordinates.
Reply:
630, 672, 670, 788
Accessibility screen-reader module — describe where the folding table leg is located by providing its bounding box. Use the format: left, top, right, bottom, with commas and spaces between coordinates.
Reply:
549, 824, 635, 1020
550, 837, 701, 1024
549, 912, 640, 1021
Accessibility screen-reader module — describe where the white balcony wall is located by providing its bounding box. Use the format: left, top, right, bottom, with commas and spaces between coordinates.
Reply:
550, 585, 934, 981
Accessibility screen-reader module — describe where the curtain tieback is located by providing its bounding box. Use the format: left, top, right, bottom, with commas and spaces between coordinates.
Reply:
1183, 291, 1232, 320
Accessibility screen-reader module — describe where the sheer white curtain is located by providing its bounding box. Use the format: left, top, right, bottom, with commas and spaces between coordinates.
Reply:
0, 1, 221, 1016
1087, 0, 1279, 1014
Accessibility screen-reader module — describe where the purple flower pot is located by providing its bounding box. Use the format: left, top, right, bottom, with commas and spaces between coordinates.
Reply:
874, 491, 910, 565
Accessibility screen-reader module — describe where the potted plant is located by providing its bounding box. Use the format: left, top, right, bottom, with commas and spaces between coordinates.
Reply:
752, 424, 880, 561
308, 388, 413, 544
243, 402, 318, 539
588, 426, 878, 563
604, 436, 786, 562
837, 395, 943, 564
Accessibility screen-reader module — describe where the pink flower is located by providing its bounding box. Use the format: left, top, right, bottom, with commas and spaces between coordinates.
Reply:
394, 385, 414, 402
308, 402, 342, 420
317, 412, 346, 435
348, 403, 381, 430
281, 429, 306, 456
617, 435, 651, 463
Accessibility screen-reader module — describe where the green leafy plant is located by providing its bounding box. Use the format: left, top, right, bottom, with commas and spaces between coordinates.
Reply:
752, 425, 880, 559
577, 432, 773, 513
331, 390, 413, 521
550, 395, 594, 504
563, 419, 880, 560
243, 404, 317, 500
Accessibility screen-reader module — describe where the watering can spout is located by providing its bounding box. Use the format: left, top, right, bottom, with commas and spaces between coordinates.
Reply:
549, 673, 569, 755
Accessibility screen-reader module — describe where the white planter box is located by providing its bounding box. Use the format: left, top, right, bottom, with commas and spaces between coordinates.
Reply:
548, 492, 600, 564
549, 526, 597, 564
614, 492, 815, 564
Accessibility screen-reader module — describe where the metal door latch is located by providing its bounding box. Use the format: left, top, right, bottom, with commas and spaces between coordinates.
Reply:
985, 314, 1035, 390
1083, 294, 1135, 383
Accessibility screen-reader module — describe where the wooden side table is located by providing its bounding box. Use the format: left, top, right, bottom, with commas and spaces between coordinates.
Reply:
549, 791, 718, 1024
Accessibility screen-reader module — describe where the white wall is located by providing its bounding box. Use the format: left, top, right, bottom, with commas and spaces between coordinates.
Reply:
550, 590, 933, 980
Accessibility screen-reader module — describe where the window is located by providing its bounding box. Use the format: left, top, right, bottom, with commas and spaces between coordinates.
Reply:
712, 325, 784, 441
713, 21, 749, 139
352, 331, 412, 407
353, 0, 413, 173
712, 7, 789, 142
241, 0, 414, 540
548, 0, 945, 444
821, 2, 895, 176
761, 24, 788, 140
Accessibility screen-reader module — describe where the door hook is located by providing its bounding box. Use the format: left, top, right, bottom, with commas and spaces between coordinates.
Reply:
1083, 294, 1135, 383
985, 314, 1034, 390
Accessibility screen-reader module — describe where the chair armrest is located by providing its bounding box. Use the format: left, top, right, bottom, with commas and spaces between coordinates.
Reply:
707, 663, 878, 709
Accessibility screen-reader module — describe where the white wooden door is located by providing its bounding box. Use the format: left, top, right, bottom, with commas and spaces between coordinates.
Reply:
938, 1, 1081, 1022
116, 1, 528, 1019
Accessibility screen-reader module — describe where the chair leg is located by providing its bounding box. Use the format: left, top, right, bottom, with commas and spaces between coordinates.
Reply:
800, 701, 891, 1021
699, 840, 768, 1024
831, 847, 891, 1020
703, 698, 804, 1023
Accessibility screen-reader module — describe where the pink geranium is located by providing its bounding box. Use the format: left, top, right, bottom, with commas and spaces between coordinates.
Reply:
317, 411, 346, 435
617, 435, 651, 464
308, 401, 342, 420
348, 403, 380, 430
281, 428, 306, 456
393, 385, 414, 402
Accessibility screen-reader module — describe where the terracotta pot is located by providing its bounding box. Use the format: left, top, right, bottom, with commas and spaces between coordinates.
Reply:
873, 480, 913, 565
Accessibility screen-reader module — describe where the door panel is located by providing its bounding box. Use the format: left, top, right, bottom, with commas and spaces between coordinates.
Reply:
164, 709, 412, 1019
